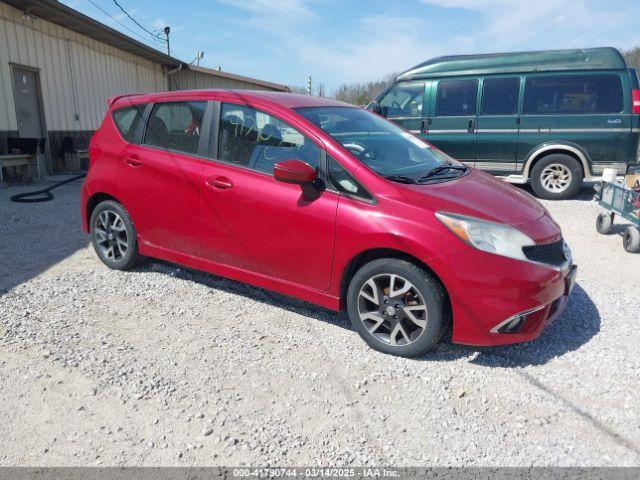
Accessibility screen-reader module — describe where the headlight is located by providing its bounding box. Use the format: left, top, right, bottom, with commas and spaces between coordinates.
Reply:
435, 212, 535, 261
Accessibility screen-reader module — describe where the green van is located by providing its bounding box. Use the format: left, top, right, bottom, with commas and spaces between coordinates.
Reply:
369, 47, 640, 199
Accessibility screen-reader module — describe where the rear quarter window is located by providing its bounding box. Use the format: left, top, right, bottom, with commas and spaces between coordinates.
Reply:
112, 104, 146, 143
523, 74, 623, 114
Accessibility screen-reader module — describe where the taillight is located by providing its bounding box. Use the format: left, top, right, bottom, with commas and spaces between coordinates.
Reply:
633, 89, 640, 114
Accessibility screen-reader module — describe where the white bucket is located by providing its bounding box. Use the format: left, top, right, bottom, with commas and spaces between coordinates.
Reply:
602, 168, 618, 184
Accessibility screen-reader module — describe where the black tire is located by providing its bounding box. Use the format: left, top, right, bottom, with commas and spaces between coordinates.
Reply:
89, 200, 141, 270
530, 154, 583, 200
596, 212, 614, 234
623, 226, 640, 253
346, 258, 449, 358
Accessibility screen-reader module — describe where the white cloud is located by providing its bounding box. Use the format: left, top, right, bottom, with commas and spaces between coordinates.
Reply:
217, 0, 316, 18
421, 0, 635, 51
152, 18, 184, 33
203, 0, 640, 88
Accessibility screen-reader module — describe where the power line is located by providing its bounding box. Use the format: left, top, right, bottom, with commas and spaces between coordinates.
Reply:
86, 0, 165, 47
111, 0, 166, 42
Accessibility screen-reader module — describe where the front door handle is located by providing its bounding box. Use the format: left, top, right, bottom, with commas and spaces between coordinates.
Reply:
124, 154, 142, 167
206, 176, 233, 189
468, 119, 475, 133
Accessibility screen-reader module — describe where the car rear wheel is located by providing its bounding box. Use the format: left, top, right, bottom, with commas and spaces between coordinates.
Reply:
530, 154, 583, 200
346, 259, 448, 358
90, 200, 141, 270
623, 226, 640, 253
596, 212, 614, 234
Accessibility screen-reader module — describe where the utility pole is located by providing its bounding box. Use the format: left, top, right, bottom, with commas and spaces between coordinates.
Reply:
164, 26, 171, 56
307, 75, 312, 95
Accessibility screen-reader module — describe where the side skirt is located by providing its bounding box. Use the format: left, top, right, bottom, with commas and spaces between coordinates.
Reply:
138, 240, 342, 312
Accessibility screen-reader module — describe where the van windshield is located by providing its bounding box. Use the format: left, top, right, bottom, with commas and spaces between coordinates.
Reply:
295, 106, 464, 182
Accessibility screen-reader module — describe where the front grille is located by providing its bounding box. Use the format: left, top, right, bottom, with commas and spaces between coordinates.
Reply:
522, 239, 566, 267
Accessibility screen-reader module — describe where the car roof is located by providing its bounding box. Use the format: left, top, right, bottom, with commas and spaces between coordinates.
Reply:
111, 89, 354, 110
396, 47, 627, 81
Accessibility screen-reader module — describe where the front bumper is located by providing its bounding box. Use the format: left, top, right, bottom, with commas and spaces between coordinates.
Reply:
428, 247, 577, 347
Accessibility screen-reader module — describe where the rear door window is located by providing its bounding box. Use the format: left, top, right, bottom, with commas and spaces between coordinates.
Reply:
436, 79, 478, 116
112, 104, 146, 143
217, 103, 320, 174
379, 82, 424, 118
523, 74, 623, 114
481, 78, 520, 115
144, 101, 207, 155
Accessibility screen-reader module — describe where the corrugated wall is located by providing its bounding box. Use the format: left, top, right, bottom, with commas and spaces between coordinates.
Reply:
0, 2, 166, 132
171, 69, 274, 91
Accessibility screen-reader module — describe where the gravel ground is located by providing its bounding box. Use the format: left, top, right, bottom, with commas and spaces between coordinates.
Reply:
0, 181, 638, 467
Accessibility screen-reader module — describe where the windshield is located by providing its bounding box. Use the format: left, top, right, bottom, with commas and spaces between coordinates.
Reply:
295, 106, 459, 179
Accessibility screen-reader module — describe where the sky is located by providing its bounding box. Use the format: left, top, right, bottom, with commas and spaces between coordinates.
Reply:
61, 0, 640, 92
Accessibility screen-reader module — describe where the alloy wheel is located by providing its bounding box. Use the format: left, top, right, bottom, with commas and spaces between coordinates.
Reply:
94, 210, 128, 262
540, 163, 572, 193
357, 273, 428, 346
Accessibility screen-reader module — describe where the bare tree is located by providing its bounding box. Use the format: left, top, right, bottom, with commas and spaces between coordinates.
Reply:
333, 73, 398, 106
316, 82, 326, 98
623, 47, 640, 71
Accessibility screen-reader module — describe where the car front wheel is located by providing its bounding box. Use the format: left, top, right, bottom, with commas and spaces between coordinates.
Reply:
346, 259, 448, 358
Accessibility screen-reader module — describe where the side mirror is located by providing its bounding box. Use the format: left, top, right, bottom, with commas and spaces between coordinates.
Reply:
273, 159, 317, 185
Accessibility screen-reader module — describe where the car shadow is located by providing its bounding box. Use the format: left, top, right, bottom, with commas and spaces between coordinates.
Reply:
138, 260, 353, 329
140, 260, 599, 368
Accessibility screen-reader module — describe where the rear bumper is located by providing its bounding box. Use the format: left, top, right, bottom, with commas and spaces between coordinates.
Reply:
429, 248, 577, 347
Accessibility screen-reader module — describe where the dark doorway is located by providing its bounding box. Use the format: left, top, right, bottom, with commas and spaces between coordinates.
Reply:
11, 65, 48, 175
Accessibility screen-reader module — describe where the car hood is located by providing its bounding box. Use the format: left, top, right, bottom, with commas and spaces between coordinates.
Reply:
396, 169, 560, 242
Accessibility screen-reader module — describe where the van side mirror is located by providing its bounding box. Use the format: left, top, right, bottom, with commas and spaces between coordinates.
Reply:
368, 101, 381, 115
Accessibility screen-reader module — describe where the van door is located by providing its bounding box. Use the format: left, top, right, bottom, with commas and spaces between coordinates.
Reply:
426, 78, 478, 166
378, 81, 426, 133
518, 73, 629, 175
475, 76, 521, 174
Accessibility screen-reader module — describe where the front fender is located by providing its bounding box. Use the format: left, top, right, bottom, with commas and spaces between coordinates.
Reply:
329, 195, 463, 297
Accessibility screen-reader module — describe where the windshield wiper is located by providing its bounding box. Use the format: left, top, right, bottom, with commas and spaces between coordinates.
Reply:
383, 174, 419, 184
418, 164, 468, 182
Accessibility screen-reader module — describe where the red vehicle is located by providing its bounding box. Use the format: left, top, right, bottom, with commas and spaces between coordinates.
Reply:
81, 90, 577, 357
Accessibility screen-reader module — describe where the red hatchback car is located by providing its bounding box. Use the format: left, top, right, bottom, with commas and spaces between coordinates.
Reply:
81, 90, 577, 357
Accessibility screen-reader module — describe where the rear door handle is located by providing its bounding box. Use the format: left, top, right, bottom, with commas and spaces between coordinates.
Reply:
206, 176, 233, 189
124, 155, 142, 167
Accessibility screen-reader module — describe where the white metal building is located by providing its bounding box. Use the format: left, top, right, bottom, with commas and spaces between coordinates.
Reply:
0, 0, 288, 174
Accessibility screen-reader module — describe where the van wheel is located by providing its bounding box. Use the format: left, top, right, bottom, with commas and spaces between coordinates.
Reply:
90, 200, 141, 270
530, 154, 583, 200
346, 259, 448, 358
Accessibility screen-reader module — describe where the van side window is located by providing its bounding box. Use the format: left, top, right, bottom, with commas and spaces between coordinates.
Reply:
328, 155, 372, 201
112, 104, 146, 143
144, 101, 206, 155
482, 78, 520, 115
218, 103, 320, 173
436, 79, 478, 116
379, 83, 424, 118
523, 74, 623, 114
